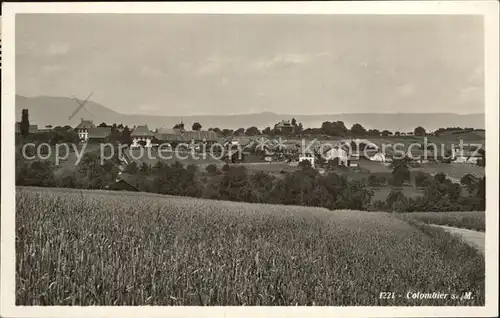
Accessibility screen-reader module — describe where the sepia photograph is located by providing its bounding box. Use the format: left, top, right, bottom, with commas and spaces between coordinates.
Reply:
1, 2, 499, 317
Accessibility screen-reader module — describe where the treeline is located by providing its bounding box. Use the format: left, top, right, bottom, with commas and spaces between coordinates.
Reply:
20, 106, 482, 140
16, 126, 80, 145
17, 124, 135, 146
433, 127, 481, 135
16, 153, 485, 212
371, 171, 485, 212
15, 151, 121, 190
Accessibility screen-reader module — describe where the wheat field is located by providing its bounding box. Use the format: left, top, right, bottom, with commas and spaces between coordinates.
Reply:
15, 187, 484, 306
401, 211, 485, 232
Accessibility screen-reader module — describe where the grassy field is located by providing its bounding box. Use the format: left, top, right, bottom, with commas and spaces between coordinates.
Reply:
371, 186, 425, 202
16, 187, 484, 306
357, 160, 393, 173
232, 162, 299, 174
400, 212, 485, 232
411, 163, 485, 180
127, 148, 224, 167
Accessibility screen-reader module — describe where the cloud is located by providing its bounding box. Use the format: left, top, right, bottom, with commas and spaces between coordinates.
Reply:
398, 84, 415, 96
16, 40, 38, 55
455, 66, 484, 105
140, 66, 168, 78
195, 57, 224, 75
138, 103, 161, 113
41, 64, 65, 74
219, 76, 229, 87
468, 65, 484, 85
252, 53, 311, 71
45, 43, 70, 56
192, 52, 325, 78
457, 86, 483, 104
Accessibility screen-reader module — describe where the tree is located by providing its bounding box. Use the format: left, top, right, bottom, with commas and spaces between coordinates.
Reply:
291, 118, 297, 127
434, 172, 447, 184
262, 127, 272, 135
245, 126, 260, 136
76, 153, 115, 189
296, 123, 304, 135
58, 174, 77, 188
234, 128, 245, 136
217, 166, 255, 202
108, 124, 121, 143
320, 121, 348, 137
336, 180, 374, 210
20, 160, 56, 187
298, 159, 312, 169
381, 130, 392, 137
390, 158, 410, 186
150, 161, 201, 197
350, 123, 367, 136
20, 109, 30, 138
140, 162, 151, 174
174, 122, 185, 130
368, 175, 378, 187
205, 164, 218, 175
414, 171, 432, 188
477, 148, 485, 167
477, 177, 485, 210
386, 190, 407, 212
192, 122, 202, 131
394, 131, 401, 136
251, 171, 276, 203
45, 124, 53, 129
125, 161, 138, 174
120, 126, 132, 145
460, 173, 478, 193
414, 126, 426, 136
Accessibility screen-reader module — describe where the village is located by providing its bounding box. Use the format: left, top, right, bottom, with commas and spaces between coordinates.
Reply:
16, 114, 486, 192
16, 116, 485, 164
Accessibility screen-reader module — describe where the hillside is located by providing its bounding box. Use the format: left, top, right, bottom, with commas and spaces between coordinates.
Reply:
16, 186, 485, 306
16, 95, 485, 131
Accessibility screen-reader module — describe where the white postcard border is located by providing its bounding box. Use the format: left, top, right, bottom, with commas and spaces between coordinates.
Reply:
1, 2, 498, 317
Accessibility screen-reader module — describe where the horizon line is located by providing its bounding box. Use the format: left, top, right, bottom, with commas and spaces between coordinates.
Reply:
16, 94, 486, 117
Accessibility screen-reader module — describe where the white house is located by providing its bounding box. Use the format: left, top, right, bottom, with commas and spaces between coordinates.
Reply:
452, 147, 482, 164
324, 147, 349, 166
369, 151, 386, 162
131, 125, 154, 148
75, 118, 95, 142
298, 150, 315, 168
350, 152, 360, 167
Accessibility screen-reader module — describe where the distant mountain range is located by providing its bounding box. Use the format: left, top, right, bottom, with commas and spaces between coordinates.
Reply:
15, 95, 485, 132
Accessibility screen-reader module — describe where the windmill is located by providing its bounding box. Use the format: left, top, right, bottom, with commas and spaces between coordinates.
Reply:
68, 91, 95, 120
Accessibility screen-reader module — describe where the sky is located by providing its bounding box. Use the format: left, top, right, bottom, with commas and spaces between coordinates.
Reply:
15, 14, 484, 116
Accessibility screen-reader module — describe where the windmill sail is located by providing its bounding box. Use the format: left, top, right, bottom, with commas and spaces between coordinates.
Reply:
69, 91, 94, 120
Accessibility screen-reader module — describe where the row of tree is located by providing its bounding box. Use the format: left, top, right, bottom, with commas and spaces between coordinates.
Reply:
16, 148, 485, 213
108, 159, 376, 210
372, 173, 485, 212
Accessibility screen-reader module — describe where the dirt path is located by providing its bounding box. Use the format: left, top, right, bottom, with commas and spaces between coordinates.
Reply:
429, 224, 485, 255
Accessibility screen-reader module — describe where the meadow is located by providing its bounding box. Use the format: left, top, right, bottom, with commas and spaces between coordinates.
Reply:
370, 186, 425, 202
411, 163, 485, 181
16, 187, 484, 306
400, 211, 485, 232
